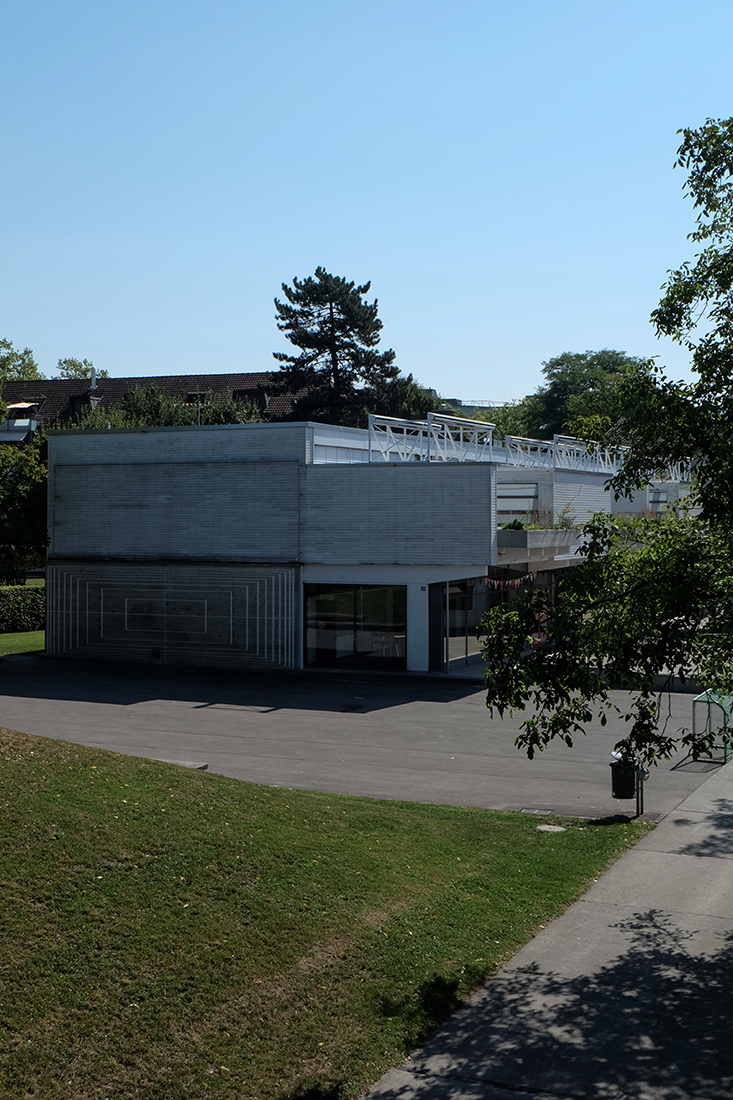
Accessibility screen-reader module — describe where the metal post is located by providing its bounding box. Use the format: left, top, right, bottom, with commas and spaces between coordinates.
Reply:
635, 764, 648, 817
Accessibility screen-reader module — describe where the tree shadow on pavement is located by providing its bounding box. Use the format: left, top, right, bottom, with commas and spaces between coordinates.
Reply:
671, 798, 733, 860
368, 910, 733, 1100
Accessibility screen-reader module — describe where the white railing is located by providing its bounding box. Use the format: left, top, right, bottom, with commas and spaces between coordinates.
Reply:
368, 413, 496, 463
504, 435, 623, 475
426, 413, 495, 462
366, 417, 628, 473
367, 416, 431, 462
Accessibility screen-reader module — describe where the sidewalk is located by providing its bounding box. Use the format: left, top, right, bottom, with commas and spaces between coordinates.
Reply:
364, 760, 733, 1100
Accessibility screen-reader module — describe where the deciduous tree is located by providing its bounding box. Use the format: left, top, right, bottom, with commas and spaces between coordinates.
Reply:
481, 118, 733, 764
0, 443, 47, 584
65, 383, 262, 428
56, 357, 109, 379
524, 349, 647, 440
365, 373, 445, 421
0, 338, 44, 383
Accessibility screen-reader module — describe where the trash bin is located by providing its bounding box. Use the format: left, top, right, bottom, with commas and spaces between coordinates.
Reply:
610, 760, 636, 799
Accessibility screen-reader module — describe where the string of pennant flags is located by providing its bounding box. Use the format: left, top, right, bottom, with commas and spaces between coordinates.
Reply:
484, 572, 536, 591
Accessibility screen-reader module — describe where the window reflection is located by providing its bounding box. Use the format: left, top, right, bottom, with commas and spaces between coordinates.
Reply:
305, 585, 407, 670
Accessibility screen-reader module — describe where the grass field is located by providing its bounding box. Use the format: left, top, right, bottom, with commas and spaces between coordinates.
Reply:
0, 726, 649, 1100
0, 630, 44, 655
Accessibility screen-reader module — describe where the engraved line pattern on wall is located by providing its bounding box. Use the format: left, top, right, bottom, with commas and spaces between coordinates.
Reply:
46, 564, 296, 669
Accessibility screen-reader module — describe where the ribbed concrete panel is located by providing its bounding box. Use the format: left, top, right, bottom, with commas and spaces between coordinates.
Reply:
46, 562, 297, 670
301, 464, 494, 565
554, 469, 610, 522
49, 461, 300, 561
48, 423, 307, 466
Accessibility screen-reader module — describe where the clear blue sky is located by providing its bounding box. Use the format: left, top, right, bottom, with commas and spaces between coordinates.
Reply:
2, 0, 731, 401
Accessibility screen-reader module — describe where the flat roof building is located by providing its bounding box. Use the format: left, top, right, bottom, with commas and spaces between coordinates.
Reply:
44, 415, 627, 675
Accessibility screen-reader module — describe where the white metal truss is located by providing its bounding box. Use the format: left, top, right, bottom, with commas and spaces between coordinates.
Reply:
367, 415, 431, 462
504, 435, 623, 475
425, 413, 495, 462
368, 413, 496, 463
366, 416, 689, 477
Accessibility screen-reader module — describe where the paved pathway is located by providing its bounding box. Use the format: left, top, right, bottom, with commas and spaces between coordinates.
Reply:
0, 656, 717, 819
364, 759, 733, 1100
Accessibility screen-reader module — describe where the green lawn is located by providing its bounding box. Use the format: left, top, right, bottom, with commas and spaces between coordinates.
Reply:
0, 629, 44, 655
0, 726, 650, 1100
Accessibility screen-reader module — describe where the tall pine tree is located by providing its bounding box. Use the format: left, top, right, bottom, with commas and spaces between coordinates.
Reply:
273, 267, 399, 426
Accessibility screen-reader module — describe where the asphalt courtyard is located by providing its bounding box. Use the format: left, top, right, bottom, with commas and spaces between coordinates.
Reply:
0, 655, 719, 819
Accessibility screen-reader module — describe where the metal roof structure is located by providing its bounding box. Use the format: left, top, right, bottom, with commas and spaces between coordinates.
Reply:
364, 414, 622, 474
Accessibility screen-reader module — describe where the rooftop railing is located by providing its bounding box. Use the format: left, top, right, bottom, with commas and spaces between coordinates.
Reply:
367, 416, 622, 474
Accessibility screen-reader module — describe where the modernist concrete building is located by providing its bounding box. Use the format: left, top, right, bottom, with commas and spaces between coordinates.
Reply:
45, 414, 627, 675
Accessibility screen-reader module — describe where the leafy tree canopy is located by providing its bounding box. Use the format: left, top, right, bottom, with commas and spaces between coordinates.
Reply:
472, 350, 646, 443
481, 118, 733, 765
274, 267, 399, 427
0, 339, 44, 383
524, 349, 648, 440
365, 373, 445, 421
472, 401, 532, 440
55, 357, 110, 380
0, 442, 47, 584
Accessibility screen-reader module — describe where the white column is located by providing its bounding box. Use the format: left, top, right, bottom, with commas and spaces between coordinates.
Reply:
406, 582, 430, 671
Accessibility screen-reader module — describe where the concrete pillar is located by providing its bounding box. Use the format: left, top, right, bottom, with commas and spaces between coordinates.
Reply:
406, 583, 430, 671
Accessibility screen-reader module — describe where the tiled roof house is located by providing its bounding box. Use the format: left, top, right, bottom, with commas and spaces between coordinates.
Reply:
1, 372, 292, 437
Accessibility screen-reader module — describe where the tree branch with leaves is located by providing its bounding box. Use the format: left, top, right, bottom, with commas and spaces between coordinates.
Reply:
482, 117, 733, 763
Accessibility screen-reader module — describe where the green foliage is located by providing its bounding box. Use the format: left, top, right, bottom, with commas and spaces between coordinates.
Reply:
472, 354, 644, 443
472, 401, 532, 440
57, 383, 263, 429
0, 338, 44, 383
0, 588, 45, 632
0, 444, 48, 585
481, 515, 732, 765
274, 267, 399, 426
614, 117, 733, 530
482, 119, 733, 764
0, 726, 645, 1100
365, 373, 445, 421
55, 357, 109, 379
524, 349, 648, 440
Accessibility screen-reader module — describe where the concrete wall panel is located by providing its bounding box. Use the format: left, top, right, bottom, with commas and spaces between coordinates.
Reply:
49, 460, 300, 561
46, 561, 298, 669
300, 463, 496, 566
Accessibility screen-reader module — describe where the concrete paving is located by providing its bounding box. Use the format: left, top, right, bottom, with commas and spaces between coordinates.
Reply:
0, 655, 720, 819
364, 759, 733, 1100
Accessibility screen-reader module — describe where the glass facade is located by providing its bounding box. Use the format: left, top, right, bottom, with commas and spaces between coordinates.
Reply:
305, 584, 407, 670
447, 578, 492, 665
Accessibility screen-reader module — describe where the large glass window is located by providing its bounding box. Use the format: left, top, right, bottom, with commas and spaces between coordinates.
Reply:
305, 584, 407, 670
447, 579, 491, 665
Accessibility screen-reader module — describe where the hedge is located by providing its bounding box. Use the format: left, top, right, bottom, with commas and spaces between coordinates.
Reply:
0, 587, 45, 633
